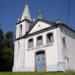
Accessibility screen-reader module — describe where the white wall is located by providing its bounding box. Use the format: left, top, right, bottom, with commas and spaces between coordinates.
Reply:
16, 21, 31, 39
24, 28, 61, 71
29, 21, 51, 34
13, 39, 26, 71
60, 26, 75, 71
13, 26, 66, 72
14, 20, 75, 72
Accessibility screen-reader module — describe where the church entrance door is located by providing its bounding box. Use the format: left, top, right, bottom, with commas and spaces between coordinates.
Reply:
35, 51, 46, 71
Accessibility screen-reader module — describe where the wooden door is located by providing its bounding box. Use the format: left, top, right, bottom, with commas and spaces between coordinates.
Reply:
35, 51, 46, 71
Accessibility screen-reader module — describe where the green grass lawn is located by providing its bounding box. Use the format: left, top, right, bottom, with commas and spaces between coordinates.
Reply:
0, 72, 75, 75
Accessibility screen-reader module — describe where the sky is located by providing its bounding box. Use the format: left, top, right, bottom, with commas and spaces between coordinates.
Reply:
0, 0, 75, 36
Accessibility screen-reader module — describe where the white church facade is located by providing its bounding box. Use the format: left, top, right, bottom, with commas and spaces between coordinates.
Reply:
13, 4, 75, 72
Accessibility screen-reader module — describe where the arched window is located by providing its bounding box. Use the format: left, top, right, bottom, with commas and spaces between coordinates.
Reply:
28, 38, 33, 48
37, 36, 43, 46
46, 33, 53, 44
19, 25, 22, 37
62, 37, 66, 48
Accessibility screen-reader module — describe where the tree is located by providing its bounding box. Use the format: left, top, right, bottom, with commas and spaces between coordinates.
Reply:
0, 26, 14, 71
0, 28, 4, 42
5, 31, 14, 49
3, 31, 14, 71
0, 28, 4, 69
0, 30, 14, 71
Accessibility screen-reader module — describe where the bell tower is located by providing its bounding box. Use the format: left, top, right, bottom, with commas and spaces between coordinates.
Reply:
13, 1, 33, 71
16, 2, 32, 39
21, 3, 32, 21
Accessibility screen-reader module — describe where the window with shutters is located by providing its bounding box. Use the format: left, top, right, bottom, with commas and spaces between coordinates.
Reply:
37, 36, 43, 46
46, 33, 53, 44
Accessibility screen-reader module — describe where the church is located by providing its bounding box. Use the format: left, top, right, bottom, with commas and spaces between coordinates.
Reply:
13, 3, 75, 72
